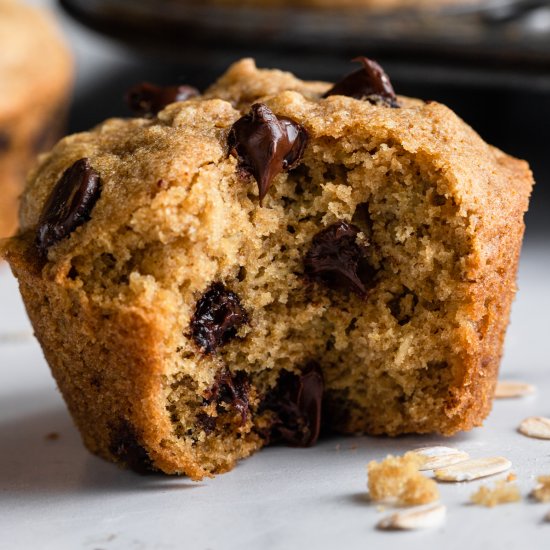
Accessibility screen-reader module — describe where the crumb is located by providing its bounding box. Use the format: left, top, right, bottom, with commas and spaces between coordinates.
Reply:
506, 472, 517, 482
45, 432, 60, 441
367, 453, 439, 506
376, 505, 387, 513
335, 444, 341, 451
350, 444, 358, 451
470, 480, 521, 507
532, 476, 550, 502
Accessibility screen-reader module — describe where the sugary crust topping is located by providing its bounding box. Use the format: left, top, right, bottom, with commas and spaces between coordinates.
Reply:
470, 479, 521, 507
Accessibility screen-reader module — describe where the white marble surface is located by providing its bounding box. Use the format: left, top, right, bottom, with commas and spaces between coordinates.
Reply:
0, 244, 549, 550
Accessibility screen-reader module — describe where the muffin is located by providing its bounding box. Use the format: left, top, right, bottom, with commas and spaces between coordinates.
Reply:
0, 0, 73, 238
2, 57, 533, 480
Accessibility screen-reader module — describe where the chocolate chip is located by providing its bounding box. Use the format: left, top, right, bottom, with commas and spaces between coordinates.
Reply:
0, 131, 10, 152
228, 103, 308, 205
203, 368, 250, 425
36, 158, 101, 255
190, 283, 248, 354
125, 82, 199, 116
108, 419, 156, 474
263, 363, 324, 447
304, 221, 372, 297
323, 57, 399, 108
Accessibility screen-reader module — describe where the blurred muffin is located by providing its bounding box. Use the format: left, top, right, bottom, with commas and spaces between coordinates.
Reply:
0, 0, 73, 239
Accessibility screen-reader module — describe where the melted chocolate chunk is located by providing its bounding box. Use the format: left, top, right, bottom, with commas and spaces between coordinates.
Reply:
228, 103, 308, 205
264, 363, 324, 447
304, 221, 371, 297
203, 368, 250, 425
125, 82, 199, 116
36, 158, 101, 255
190, 283, 248, 354
109, 419, 155, 474
323, 57, 399, 108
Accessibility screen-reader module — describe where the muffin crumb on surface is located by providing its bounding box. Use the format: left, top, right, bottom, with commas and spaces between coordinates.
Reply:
368, 453, 439, 506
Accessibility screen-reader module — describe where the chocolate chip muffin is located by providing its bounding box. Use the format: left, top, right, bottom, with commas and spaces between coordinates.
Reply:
0, 0, 73, 238
2, 57, 533, 480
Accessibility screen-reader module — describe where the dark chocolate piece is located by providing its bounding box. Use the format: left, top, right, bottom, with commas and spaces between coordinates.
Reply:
125, 82, 199, 116
264, 363, 324, 447
323, 57, 399, 108
190, 283, 248, 354
228, 103, 308, 205
304, 221, 371, 297
36, 158, 101, 255
204, 368, 250, 426
109, 419, 155, 474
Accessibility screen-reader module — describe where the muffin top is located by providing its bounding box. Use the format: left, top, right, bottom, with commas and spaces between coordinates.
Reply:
16, 59, 531, 261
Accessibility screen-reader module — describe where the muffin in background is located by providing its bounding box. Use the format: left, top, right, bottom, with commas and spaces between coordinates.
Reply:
0, 0, 73, 239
